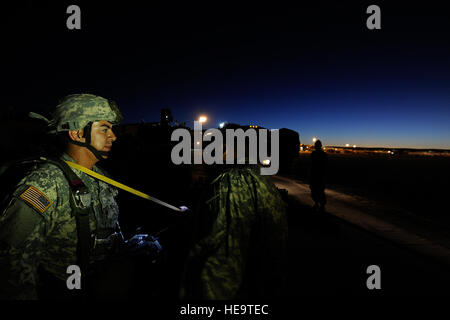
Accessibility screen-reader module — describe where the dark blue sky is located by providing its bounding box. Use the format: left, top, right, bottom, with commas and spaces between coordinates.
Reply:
3, 1, 450, 148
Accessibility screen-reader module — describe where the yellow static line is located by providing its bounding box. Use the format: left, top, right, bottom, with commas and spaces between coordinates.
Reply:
64, 161, 182, 212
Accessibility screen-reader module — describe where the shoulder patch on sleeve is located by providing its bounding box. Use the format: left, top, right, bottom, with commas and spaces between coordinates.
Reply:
19, 186, 52, 214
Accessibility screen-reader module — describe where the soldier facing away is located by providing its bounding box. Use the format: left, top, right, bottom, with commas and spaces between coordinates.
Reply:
180, 161, 288, 300
310, 139, 328, 212
0, 94, 160, 300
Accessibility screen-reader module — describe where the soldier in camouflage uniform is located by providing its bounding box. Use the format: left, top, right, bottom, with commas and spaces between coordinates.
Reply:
180, 164, 288, 300
0, 94, 133, 299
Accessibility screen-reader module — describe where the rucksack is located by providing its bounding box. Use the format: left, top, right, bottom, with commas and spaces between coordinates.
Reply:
0, 156, 49, 211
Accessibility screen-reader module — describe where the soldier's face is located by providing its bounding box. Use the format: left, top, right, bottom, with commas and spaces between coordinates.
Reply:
90, 120, 117, 156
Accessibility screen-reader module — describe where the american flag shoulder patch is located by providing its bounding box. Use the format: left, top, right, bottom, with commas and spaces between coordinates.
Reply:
19, 186, 52, 214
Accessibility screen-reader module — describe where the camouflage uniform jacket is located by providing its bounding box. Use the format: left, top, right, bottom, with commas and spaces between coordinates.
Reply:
0, 153, 120, 300
181, 166, 288, 300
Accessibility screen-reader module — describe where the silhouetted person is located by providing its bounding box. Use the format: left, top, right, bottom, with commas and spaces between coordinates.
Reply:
180, 140, 288, 300
310, 140, 327, 212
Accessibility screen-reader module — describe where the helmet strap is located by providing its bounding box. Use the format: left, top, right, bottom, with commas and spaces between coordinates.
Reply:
84, 122, 93, 145
69, 122, 110, 161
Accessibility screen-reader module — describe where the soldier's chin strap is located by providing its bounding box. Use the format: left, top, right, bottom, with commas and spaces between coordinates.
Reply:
69, 122, 109, 161
70, 140, 108, 161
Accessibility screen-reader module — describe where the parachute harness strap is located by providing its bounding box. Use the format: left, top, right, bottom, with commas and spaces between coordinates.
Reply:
45, 158, 92, 277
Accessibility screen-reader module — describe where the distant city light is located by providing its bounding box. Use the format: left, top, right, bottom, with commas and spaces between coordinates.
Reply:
199, 116, 207, 123
345, 144, 350, 147
219, 122, 226, 128
312, 137, 317, 143
262, 159, 271, 166
196, 141, 200, 145
353, 145, 356, 148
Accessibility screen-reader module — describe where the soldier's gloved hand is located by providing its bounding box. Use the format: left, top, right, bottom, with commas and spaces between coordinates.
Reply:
125, 234, 163, 262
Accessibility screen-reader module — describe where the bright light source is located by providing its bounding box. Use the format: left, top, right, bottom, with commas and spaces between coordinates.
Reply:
345, 144, 350, 147
199, 116, 207, 123
219, 122, 226, 128
196, 141, 200, 145
312, 137, 317, 143
353, 145, 356, 148
262, 159, 271, 166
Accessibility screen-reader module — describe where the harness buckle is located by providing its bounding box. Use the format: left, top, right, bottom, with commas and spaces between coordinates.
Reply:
73, 189, 92, 210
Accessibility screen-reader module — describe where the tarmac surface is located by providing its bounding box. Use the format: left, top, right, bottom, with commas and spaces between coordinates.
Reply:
273, 175, 450, 296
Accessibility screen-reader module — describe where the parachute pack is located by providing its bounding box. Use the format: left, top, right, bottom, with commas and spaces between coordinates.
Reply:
0, 157, 47, 212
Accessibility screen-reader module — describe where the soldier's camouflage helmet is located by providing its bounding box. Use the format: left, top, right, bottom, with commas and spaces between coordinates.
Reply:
50, 94, 123, 132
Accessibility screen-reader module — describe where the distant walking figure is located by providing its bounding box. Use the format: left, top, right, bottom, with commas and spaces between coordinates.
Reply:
310, 140, 327, 212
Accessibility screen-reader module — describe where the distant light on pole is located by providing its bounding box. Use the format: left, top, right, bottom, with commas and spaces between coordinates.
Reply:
199, 116, 207, 123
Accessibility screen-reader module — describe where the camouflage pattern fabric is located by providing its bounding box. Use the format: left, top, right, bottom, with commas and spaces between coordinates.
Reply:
0, 153, 120, 300
50, 94, 123, 132
181, 166, 288, 300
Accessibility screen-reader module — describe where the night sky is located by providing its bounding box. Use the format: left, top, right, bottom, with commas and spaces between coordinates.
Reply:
2, 1, 450, 148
